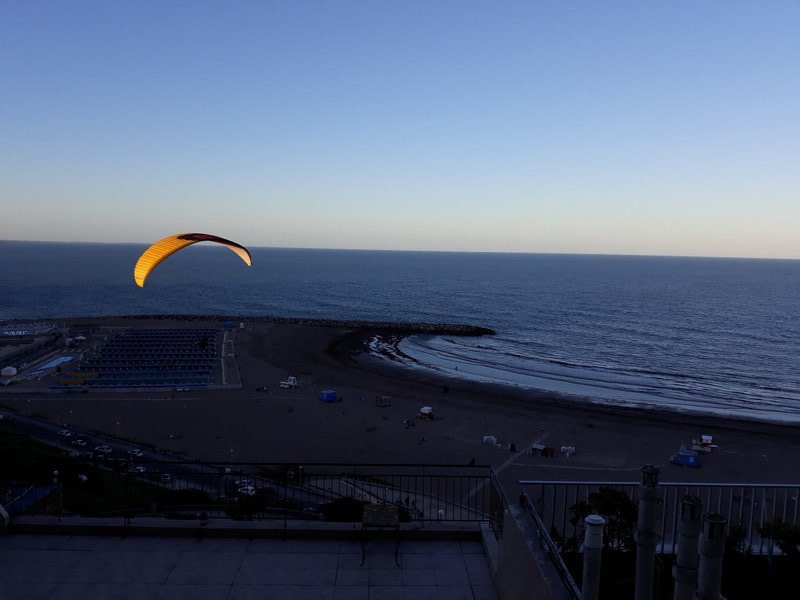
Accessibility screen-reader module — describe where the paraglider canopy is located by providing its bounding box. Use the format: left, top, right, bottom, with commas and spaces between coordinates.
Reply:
133, 233, 252, 287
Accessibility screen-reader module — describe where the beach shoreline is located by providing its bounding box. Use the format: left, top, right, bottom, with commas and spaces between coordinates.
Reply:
1, 316, 798, 486
327, 327, 800, 432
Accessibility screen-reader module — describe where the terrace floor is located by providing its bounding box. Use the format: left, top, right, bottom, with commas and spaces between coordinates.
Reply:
0, 533, 499, 600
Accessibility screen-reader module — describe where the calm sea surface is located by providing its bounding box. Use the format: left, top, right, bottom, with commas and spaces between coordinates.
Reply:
2, 242, 799, 423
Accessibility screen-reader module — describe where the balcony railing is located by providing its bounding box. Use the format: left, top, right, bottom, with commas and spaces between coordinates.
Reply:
519, 479, 800, 556
3, 461, 504, 529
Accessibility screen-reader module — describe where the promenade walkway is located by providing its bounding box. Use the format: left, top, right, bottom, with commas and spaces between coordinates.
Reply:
0, 533, 499, 600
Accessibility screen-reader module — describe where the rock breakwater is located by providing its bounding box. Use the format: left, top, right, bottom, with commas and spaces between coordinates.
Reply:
98, 314, 496, 336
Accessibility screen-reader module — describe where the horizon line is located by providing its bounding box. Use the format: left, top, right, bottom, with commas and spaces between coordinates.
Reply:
1, 238, 798, 262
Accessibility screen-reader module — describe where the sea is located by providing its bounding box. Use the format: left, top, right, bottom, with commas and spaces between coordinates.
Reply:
2, 241, 799, 424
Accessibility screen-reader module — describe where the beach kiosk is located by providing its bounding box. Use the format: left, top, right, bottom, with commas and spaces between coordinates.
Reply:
319, 389, 337, 403
691, 434, 717, 453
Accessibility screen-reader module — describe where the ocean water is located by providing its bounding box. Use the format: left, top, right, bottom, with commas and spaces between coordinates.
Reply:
2, 242, 799, 423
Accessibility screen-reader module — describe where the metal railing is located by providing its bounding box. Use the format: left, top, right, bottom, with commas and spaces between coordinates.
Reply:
520, 480, 800, 556
2, 460, 502, 526
518, 490, 581, 599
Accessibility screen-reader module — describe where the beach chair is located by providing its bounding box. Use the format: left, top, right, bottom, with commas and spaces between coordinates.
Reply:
360, 503, 401, 567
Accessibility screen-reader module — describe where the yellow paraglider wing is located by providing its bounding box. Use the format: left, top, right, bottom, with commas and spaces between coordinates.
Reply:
133, 233, 252, 287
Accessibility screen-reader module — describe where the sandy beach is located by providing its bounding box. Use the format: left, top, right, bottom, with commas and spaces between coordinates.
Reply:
2, 317, 798, 492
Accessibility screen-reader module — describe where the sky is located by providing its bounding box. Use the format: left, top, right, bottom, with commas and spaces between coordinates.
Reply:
1, 1, 798, 258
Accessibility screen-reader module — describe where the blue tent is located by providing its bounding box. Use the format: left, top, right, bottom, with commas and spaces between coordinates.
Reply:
670, 449, 700, 468
319, 389, 337, 402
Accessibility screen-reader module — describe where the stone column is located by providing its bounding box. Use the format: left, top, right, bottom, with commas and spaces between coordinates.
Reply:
672, 495, 702, 600
635, 465, 660, 600
581, 514, 605, 600
696, 513, 727, 600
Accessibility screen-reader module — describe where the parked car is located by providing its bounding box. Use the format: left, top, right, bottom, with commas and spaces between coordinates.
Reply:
94, 445, 113, 454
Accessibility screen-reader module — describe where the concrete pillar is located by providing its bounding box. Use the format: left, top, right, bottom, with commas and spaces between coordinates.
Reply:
696, 513, 727, 600
635, 465, 660, 600
581, 514, 605, 600
672, 495, 702, 600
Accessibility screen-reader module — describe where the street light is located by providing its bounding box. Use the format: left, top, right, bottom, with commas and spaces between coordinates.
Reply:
116, 421, 120, 439
170, 434, 174, 454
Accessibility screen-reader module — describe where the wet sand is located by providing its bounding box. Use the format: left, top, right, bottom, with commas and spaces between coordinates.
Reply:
2, 317, 798, 489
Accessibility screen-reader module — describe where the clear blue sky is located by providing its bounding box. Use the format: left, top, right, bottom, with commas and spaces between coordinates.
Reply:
2, 1, 798, 258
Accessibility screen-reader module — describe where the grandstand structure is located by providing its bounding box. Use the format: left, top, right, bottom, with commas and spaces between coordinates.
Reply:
58, 328, 219, 389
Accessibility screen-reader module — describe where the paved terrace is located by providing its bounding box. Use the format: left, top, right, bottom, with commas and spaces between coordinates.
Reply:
0, 533, 499, 600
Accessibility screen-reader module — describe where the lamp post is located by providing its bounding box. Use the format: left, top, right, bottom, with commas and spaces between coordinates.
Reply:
116, 421, 120, 439
170, 434, 174, 454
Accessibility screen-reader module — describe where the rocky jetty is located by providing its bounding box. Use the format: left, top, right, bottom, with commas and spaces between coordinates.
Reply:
106, 314, 496, 337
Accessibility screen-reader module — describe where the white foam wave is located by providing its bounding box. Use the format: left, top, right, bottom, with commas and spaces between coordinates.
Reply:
384, 336, 800, 424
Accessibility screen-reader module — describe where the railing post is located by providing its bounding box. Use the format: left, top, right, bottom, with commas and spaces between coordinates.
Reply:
672, 495, 702, 600
635, 465, 660, 600
581, 514, 605, 600
123, 469, 130, 532
696, 513, 727, 600
421, 464, 426, 527
52, 470, 62, 522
